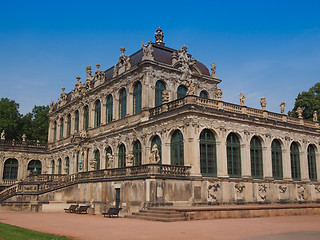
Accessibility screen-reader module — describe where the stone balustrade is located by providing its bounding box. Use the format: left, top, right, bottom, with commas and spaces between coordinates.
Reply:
149, 96, 320, 129
0, 139, 47, 150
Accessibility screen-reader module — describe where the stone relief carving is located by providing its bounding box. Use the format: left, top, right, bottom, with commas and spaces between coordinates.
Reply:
149, 144, 160, 164
141, 41, 154, 61
297, 185, 305, 201
278, 184, 288, 201
280, 102, 286, 114
172, 45, 197, 81
235, 183, 245, 201
260, 97, 267, 111
126, 153, 134, 166
240, 92, 246, 106
297, 107, 303, 119
207, 183, 220, 202
257, 184, 267, 201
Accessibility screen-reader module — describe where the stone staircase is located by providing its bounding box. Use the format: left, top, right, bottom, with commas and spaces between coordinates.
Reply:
125, 207, 187, 222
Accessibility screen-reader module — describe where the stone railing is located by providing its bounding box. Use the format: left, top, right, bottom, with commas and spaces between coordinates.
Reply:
0, 139, 47, 150
149, 96, 320, 129
2, 179, 18, 186
0, 164, 191, 202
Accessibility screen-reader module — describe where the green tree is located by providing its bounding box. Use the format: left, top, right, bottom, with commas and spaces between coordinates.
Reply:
0, 98, 22, 140
30, 105, 49, 142
288, 82, 320, 121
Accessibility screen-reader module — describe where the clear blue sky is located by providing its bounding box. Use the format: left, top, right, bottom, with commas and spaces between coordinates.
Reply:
0, 0, 319, 114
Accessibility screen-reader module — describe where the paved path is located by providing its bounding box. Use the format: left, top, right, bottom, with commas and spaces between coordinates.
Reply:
0, 212, 320, 240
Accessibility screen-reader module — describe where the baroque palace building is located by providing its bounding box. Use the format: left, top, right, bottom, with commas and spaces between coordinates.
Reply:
0, 28, 320, 214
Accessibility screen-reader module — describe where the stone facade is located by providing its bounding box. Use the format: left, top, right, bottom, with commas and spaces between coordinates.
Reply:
1, 29, 320, 214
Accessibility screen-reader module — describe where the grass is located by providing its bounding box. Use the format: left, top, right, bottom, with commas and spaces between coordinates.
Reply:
0, 222, 73, 240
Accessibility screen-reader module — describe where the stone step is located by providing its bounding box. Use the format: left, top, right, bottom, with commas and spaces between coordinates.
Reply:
132, 211, 185, 218
125, 214, 186, 222
139, 209, 182, 215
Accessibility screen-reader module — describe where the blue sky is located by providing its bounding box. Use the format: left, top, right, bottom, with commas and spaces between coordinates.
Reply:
0, 0, 319, 114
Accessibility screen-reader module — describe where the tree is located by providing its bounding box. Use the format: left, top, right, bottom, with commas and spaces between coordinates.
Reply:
0, 98, 22, 140
30, 105, 49, 142
288, 82, 320, 121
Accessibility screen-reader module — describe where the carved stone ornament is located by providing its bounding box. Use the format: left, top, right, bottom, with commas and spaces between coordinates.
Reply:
297, 185, 305, 201
260, 97, 267, 111
49, 100, 55, 113
208, 183, 220, 202
118, 47, 131, 75
60, 87, 67, 105
93, 64, 106, 86
85, 66, 94, 85
22, 134, 26, 142
149, 144, 160, 163
186, 77, 195, 95
90, 159, 97, 169
126, 153, 134, 166
141, 41, 154, 61
107, 153, 114, 169
112, 65, 118, 78
235, 183, 245, 193
211, 62, 217, 78
280, 102, 286, 114
296, 107, 303, 119
216, 88, 222, 100
313, 110, 318, 122
155, 27, 164, 45
240, 92, 246, 106
258, 184, 267, 201
1, 130, 5, 140
162, 90, 169, 103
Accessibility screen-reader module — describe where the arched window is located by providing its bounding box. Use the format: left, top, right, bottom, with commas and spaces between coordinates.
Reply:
106, 95, 113, 123
151, 135, 162, 163
119, 88, 127, 119
290, 142, 301, 181
3, 158, 18, 180
66, 114, 71, 137
53, 121, 57, 142
51, 160, 55, 174
171, 130, 184, 166
105, 146, 112, 168
28, 160, 42, 175
227, 133, 241, 178
155, 80, 166, 107
58, 158, 62, 174
118, 144, 126, 168
133, 140, 142, 166
74, 110, 79, 133
200, 90, 208, 99
308, 145, 317, 181
250, 136, 263, 179
65, 157, 70, 174
133, 82, 142, 114
177, 85, 187, 99
271, 139, 283, 180
200, 129, 217, 176
94, 100, 101, 127
59, 118, 64, 140
83, 105, 89, 130
94, 150, 100, 170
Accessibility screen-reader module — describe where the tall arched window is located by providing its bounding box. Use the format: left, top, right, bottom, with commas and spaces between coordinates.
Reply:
200, 129, 217, 176
74, 110, 79, 133
28, 160, 42, 175
308, 145, 317, 181
51, 160, 55, 174
119, 88, 127, 119
105, 146, 112, 168
133, 82, 142, 114
290, 142, 301, 181
58, 158, 62, 174
151, 135, 162, 163
106, 95, 113, 123
59, 118, 64, 140
177, 85, 187, 99
200, 90, 208, 99
227, 133, 241, 178
53, 121, 57, 142
66, 114, 71, 137
133, 140, 142, 166
118, 144, 126, 168
3, 158, 18, 180
65, 157, 70, 174
155, 80, 166, 107
250, 136, 263, 179
83, 105, 89, 130
171, 130, 184, 166
271, 139, 283, 180
94, 100, 101, 127
94, 150, 100, 170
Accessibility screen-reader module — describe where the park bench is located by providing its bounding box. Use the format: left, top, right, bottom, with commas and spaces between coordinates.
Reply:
102, 207, 122, 218
64, 204, 78, 213
75, 205, 90, 214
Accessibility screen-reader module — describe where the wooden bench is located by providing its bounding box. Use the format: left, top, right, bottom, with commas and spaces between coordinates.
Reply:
75, 205, 90, 214
102, 207, 122, 218
64, 204, 78, 213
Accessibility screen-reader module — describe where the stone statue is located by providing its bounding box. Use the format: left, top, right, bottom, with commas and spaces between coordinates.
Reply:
141, 41, 154, 60
216, 88, 222, 100
112, 65, 117, 78
296, 107, 303, 119
86, 66, 93, 79
22, 134, 26, 142
149, 144, 160, 163
260, 98, 267, 111
90, 158, 97, 170
49, 100, 55, 113
313, 110, 318, 122
1, 130, 5, 140
94, 64, 106, 85
60, 87, 67, 103
162, 90, 169, 103
155, 27, 164, 45
186, 77, 195, 95
107, 153, 114, 169
118, 47, 131, 74
211, 62, 217, 78
240, 92, 246, 106
280, 102, 286, 114
126, 153, 134, 166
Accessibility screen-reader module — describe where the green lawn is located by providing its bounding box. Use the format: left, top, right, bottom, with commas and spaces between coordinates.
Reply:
0, 222, 73, 240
